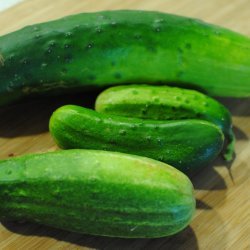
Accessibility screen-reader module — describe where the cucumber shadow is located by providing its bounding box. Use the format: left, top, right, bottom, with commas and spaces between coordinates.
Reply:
232, 126, 248, 140
1, 221, 198, 250
189, 162, 227, 191
189, 153, 235, 192
195, 199, 212, 210
189, 120, 248, 191
0, 92, 98, 138
216, 97, 250, 117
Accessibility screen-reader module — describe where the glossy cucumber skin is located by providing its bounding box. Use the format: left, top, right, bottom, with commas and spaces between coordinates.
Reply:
95, 85, 235, 161
49, 105, 224, 173
0, 149, 195, 238
0, 10, 250, 106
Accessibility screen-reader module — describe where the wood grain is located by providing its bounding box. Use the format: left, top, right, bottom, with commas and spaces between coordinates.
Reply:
0, 0, 249, 249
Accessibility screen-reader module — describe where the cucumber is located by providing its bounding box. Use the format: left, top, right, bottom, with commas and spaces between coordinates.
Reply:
0, 10, 250, 106
95, 84, 235, 161
0, 149, 195, 238
49, 105, 224, 173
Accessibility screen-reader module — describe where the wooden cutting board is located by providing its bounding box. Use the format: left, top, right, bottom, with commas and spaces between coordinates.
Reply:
0, 0, 249, 249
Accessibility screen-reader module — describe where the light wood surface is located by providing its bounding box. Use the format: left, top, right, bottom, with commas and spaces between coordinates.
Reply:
0, 0, 249, 249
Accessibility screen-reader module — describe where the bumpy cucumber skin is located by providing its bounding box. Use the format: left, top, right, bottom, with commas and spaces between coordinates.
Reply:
0, 10, 250, 106
0, 149, 195, 238
49, 105, 224, 173
95, 85, 235, 161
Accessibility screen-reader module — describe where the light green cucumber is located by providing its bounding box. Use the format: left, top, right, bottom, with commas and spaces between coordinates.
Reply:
95, 84, 235, 161
0, 149, 195, 238
49, 105, 224, 173
0, 10, 250, 106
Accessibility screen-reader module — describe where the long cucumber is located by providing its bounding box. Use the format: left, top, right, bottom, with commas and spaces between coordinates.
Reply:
0, 10, 250, 106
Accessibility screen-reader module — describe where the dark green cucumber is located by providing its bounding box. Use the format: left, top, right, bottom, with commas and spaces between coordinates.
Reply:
0, 149, 195, 238
49, 105, 224, 173
1, 10, 250, 106
95, 84, 235, 161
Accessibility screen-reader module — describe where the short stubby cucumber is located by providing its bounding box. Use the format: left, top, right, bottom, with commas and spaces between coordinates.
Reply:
49, 105, 224, 173
0, 10, 250, 106
0, 149, 195, 238
95, 84, 235, 161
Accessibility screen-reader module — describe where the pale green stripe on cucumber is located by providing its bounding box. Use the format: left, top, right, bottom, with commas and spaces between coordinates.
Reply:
95, 85, 235, 161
